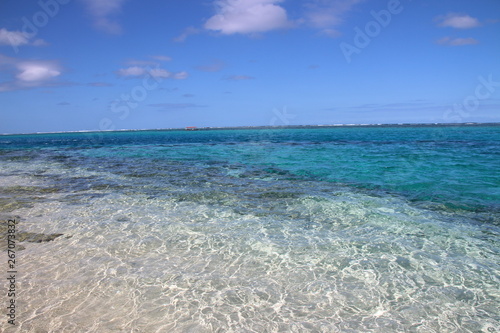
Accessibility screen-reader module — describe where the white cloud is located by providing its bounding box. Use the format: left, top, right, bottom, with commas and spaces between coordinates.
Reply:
80, 0, 126, 34
150, 55, 172, 62
116, 66, 146, 77
0, 55, 64, 91
149, 68, 172, 78
193, 0, 363, 38
116, 66, 188, 80
223, 75, 255, 80
16, 63, 61, 82
32, 39, 49, 46
173, 26, 200, 42
173, 71, 189, 80
196, 60, 226, 72
304, 0, 363, 28
436, 37, 479, 46
319, 28, 341, 38
436, 13, 481, 29
205, 0, 292, 35
0, 29, 29, 46
0, 28, 48, 48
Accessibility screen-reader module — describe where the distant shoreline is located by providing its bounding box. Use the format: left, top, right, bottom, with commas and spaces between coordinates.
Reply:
2, 122, 499, 136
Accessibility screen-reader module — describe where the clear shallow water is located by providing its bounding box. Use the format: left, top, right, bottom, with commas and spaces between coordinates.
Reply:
1, 126, 499, 332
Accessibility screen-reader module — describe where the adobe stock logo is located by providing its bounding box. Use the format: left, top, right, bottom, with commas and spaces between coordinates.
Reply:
442, 74, 500, 122
339, 0, 409, 64
86, 66, 164, 144
10, 0, 71, 53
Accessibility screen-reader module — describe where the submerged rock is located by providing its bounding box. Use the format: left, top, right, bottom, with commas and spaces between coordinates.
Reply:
0, 217, 64, 251
16, 232, 64, 243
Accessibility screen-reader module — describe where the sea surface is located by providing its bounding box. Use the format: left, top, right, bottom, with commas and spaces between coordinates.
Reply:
0, 125, 499, 332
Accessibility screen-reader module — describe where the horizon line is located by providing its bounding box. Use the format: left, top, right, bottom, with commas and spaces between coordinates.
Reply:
1, 121, 500, 136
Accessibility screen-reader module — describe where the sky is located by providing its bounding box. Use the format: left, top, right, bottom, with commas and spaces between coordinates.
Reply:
0, 0, 499, 134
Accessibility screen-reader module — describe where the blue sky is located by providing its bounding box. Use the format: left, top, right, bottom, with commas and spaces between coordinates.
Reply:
0, 0, 499, 134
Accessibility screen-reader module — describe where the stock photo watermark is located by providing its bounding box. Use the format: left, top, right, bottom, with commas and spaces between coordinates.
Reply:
5, 218, 17, 326
87, 68, 164, 143
270, 106, 295, 127
255, 106, 296, 144
339, 0, 410, 64
442, 74, 500, 122
9, 0, 72, 53
398, 74, 500, 183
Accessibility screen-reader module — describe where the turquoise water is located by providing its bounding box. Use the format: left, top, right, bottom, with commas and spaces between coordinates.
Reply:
1, 125, 499, 332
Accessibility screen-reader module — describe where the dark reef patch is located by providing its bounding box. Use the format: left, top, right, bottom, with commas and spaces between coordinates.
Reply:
0, 217, 65, 251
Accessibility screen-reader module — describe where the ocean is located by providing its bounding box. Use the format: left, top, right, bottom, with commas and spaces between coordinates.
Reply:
1, 125, 499, 332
